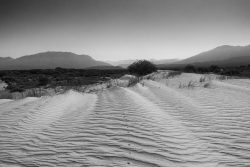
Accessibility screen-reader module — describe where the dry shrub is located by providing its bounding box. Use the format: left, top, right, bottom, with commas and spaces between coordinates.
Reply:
128, 77, 141, 87
128, 60, 157, 76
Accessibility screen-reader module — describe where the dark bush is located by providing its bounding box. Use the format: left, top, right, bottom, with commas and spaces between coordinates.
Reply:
38, 76, 49, 86
184, 65, 196, 73
209, 65, 220, 73
127, 60, 157, 76
7, 85, 25, 92
197, 67, 209, 73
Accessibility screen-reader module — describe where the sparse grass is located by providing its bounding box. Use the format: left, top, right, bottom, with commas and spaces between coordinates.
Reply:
143, 71, 181, 82
203, 82, 211, 88
128, 77, 141, 87
140, 81, 145, 87
178, 83, 184, 89
165, 80, 169, 86
216, 75, 228, 80
106, 80, 112, 88
187, 81, 195, 88
0, 88, 56, 99
167, 71, 182, 78
144, 74, 156, 81
160, 71, 182, 79
215, 75, 237, 80
159, 64, 250, 79
199, 76, 206, 83
0, 91, 12, 99
178, 81, 195, 89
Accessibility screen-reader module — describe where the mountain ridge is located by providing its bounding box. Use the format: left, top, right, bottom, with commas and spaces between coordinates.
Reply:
1, 44, 250, 70
174, 45, 250, 66
0, 52, 111, 70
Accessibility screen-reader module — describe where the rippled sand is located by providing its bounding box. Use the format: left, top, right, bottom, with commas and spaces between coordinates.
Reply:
0, 73, 250, 167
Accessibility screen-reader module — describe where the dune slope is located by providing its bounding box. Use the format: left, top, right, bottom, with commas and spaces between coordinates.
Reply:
0, 74, 250, 167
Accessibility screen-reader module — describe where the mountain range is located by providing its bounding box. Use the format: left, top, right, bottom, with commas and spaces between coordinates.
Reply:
0, 45, 250, 70
174, 45, 250, 66
0, 52, 111, 70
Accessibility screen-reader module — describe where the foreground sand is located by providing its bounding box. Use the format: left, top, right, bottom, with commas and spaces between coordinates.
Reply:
0, 72, 250, 167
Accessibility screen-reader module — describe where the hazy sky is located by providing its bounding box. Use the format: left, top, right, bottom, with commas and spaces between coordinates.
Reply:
0, 0, 250, 61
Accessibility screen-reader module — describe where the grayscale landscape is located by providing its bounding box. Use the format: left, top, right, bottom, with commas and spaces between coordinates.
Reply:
0, 0, 250, 166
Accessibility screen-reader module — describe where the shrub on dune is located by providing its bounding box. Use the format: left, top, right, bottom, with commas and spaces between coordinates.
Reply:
127, 60, 157, 76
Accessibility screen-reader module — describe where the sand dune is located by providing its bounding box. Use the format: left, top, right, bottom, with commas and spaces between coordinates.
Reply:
0, 73, 250, 166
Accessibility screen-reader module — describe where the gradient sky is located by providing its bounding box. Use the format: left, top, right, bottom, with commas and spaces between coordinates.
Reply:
0, 0, 250, 61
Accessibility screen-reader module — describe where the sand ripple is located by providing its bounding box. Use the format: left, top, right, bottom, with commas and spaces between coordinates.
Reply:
0, 78, 250, 167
